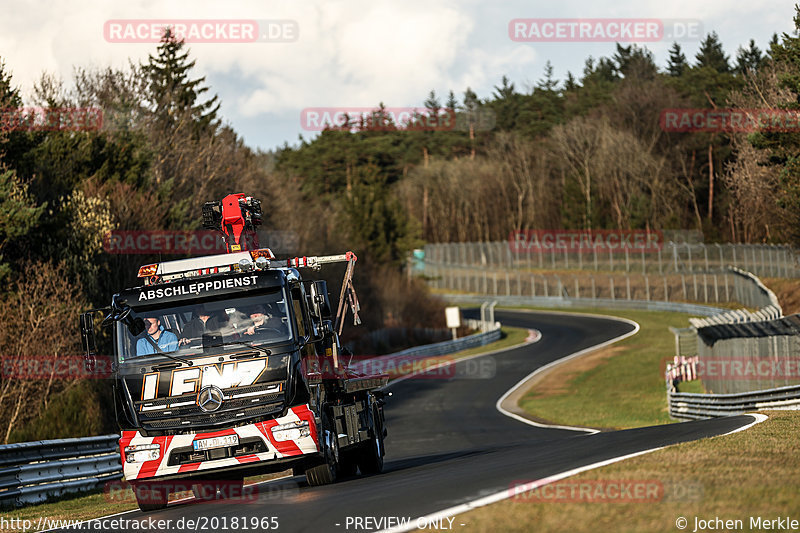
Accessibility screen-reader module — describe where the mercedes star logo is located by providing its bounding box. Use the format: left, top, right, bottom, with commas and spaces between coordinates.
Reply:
197, 385, 224, 412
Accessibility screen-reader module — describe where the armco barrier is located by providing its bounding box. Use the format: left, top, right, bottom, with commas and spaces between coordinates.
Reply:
0, 313, 501, 509
0, 435, 121, 508
663, 269, 800, 419
440, 293, 724, 316
385, 323, 501, 358
669, 384, 800, 420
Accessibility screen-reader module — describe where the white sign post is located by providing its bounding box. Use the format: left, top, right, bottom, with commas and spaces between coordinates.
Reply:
445, 306, 461, 340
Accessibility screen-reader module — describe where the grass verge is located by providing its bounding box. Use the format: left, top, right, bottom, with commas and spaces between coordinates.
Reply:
458, 410, 799, 533
506, 307, 693, 430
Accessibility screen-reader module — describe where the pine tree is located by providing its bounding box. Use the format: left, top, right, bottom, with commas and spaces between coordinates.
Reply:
143, 28, 220, 132
492, 76, 516, 100
424, 90, 441, 117
581, 56, 617, 84
0, 59, 22, 108
564, 71, 577, 91
695, 32, 731, 73
536, 61, 558, 92
666, 42, 688, 77
463, 88, 479, 112
613, 44, 657, 80
735, 39, 764, 74
0, 59, 30, 168
445, 90, 458, 112
767, 33, 780, 60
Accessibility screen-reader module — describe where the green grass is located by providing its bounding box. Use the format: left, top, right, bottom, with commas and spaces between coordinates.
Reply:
509, 307, 695, 429
676, 380, 705, 393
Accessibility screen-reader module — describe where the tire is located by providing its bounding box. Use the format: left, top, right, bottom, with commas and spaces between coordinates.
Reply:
306, 413, 338, 486
305, 461, 336, 486
357, 405, 385, 475
337, 450, 358, 477
133, 482, 168, 512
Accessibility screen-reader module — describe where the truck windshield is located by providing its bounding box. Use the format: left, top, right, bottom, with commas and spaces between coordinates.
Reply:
116, 290, 292, 362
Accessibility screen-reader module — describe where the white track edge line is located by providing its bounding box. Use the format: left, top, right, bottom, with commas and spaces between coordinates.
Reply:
495, 314, 640, 434
379, 412, 768, 533
383, 329, 541, 389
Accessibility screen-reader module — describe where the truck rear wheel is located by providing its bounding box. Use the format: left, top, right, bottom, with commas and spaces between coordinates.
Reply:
337, 450, 358, 477
357, 406, 385, 475
133, 482, 168, 512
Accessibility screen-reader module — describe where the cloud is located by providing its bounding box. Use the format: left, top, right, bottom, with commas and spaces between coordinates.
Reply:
0, 0, 794, 149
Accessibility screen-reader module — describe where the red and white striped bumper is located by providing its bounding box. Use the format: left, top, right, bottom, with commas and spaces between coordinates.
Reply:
120, 405, 319, 481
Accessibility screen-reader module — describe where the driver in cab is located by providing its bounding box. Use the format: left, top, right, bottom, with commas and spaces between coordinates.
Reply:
244, 304, 284, 336
136, 317, 179, 356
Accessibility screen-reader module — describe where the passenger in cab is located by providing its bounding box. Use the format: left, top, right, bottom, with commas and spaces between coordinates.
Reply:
179, 305, 221, 346
136, 317, 179, 356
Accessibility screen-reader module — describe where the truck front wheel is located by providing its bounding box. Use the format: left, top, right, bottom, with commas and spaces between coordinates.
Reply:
306, 414, 339, 486
132, 481, 168, 512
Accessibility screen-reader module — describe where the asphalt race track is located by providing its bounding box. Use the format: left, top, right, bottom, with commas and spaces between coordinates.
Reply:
54, 309, 755, 533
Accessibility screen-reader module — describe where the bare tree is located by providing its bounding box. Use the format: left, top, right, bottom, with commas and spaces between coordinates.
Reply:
0, 262, 87, 443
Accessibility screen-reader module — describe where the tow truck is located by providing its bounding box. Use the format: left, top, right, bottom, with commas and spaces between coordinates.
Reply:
80, 193, 388, 511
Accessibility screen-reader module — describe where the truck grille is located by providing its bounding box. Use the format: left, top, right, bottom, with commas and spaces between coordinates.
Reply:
135, 381, 285, 431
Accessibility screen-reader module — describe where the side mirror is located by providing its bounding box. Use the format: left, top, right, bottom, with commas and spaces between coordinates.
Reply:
80, 311, 98, 372
310, 280, 332, 319
126, 316, 146, 337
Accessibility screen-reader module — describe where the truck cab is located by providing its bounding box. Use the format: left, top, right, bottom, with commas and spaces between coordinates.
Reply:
80, 196, 388, 511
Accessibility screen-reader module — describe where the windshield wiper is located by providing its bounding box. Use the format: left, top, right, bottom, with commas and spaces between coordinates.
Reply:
208, 341, 272, 356
151, 351, 193, 367
140, 335, 193, 367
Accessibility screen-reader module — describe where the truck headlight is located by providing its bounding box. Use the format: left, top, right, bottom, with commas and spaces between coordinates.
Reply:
124, 443, 161, 463
271, 420, 310, 442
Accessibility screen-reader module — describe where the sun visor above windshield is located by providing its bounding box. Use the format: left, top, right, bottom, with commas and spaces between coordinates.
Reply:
119, 270, 286, 308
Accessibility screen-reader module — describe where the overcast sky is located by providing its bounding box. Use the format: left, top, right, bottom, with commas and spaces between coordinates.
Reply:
1, 1, 794, 151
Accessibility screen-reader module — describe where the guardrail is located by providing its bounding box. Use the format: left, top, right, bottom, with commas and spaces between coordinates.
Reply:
385, 322, 502, 359
0, 435, 121, 508
663, 268, 800, 419
0, 310, 501, 509
440, 293, 724, 316
669, 384, 800, 420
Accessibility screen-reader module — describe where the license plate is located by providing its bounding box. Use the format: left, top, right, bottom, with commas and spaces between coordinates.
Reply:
193, 434, 239, 451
